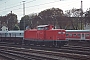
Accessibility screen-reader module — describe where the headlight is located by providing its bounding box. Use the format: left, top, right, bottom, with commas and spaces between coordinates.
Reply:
58, 32, 61, 34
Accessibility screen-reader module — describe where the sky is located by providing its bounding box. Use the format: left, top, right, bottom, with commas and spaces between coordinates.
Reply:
0, 0, 90, 20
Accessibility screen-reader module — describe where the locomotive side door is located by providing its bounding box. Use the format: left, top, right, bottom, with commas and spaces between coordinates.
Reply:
37, 30, 45, 40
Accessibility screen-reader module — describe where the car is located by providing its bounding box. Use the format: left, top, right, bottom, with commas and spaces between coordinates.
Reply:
66, 30, 90, 40
0, 30, 24, 44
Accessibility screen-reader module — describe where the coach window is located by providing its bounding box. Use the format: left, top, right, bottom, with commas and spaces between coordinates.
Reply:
18, 33, 20, 36
82, 34, 84, 37
77, 34, 81, 37
20, 33, 21, 35
85, 34, 89, 37
5, 33, 6, 37
15, 33, 17, 37
73, 34, 76, 36
69, 34, 72, 37
0, 33, 1, 37
22, 33, 24, 36
66, 34, 69, 37
1, 33, 2, 37
9, 33, 11, 37
4, 33, 5, 37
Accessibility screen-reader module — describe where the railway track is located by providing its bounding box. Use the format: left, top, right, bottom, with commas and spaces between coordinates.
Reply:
0, 49, 57, 60
68, 40, 90, 47
0, 42, 90, 60
0, 45, 89, 60
0, 46, 75, 60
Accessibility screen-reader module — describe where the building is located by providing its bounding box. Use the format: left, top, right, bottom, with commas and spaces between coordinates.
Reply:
1, 26, 8, 31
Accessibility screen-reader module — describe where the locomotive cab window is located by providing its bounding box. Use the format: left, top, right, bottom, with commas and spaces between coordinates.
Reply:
37, 27, 45, 30
37, 27, 49, 30
45, 27, 49, 30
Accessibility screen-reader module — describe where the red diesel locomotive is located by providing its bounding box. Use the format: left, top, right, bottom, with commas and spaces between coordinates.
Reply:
24, 25, 67, 47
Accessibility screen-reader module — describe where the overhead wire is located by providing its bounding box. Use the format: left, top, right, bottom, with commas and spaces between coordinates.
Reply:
0, 0, 80, 15
0, 0, 61, 13
0, 0, 12, 7
22, 0, 80, 12
0, 0, 36, 12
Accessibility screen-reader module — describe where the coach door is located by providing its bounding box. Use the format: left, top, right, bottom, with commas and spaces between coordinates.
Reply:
81, 33, 85, 40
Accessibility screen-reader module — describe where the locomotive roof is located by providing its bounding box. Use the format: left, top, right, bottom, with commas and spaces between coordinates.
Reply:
37, 25, 49, 27
52, 29, 65, 30
66, 30, 90, 32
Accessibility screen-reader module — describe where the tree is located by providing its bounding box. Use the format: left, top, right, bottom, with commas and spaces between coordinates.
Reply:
0, 11, 18, 30
20, 13, 38, 30
65, 8, 84, 29
7, 14, 18, 30
28, 13, 38, 28
38, 8, 68, 28
65, 8, 82, 17
20, 15, 29, 30
13, 24, 20, 30
85, 8, 90, 23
